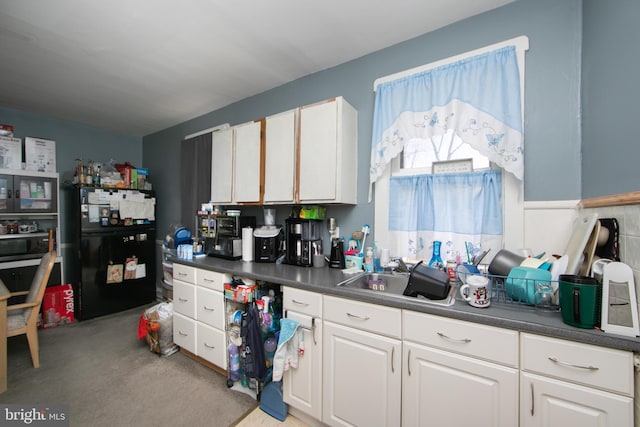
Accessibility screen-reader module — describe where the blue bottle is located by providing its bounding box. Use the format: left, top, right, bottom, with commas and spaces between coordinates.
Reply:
428, 241, 444, 269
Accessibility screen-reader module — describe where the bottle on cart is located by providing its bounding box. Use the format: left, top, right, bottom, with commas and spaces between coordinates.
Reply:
264, 335, 277, 369
228, 343, 240, 382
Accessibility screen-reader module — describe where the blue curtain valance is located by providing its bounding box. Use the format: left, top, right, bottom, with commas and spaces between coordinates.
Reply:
369, 45, 523, 200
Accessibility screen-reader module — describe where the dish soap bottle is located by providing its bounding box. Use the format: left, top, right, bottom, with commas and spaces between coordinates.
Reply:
364, 247, 374, 272
428, 240, 444, 269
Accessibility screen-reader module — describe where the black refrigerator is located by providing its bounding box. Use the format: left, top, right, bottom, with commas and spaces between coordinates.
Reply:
64, 186, 156, 320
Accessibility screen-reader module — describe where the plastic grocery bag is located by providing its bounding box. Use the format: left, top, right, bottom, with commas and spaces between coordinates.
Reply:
138, 301, 179, 357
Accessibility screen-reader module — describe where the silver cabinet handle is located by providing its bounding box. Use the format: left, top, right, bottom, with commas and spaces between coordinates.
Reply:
203, 305, 215, 311
407, 349, 412, 376
204, 343, 215, 349
346, 312, 371, 321
530, 382, 534, 416
178, 330, 188, 336
548, 357, 599, 371
291, 299, 309, 306
437, 332, 471, 343
178, 297, 188, 302
177, 272, 188, 277
203, 277, 215, 283
391, 347, 395, 373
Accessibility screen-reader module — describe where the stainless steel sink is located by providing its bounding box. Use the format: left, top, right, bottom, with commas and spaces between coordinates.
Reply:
336, 272, 457, 306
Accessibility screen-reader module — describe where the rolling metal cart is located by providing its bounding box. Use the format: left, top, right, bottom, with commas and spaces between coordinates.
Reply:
224, 277, 282, 400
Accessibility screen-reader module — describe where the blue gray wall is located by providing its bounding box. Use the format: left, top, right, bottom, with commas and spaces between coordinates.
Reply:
0, 106, 142, 242
5, 0, 635, 247
143, 0, 584, 240
581, 0, 640, 198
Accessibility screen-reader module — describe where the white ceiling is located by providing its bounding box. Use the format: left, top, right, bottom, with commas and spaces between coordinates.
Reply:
0, 0, 511, 137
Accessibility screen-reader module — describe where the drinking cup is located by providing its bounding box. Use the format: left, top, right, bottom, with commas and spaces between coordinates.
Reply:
459, 275, 491, 308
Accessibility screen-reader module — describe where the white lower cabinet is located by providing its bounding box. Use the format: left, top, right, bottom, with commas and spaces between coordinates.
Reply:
520, 333, 634, 427
196, 322, 227, 368
172, 264, 230, 370
403, 342, 518, 427
282, 287, 323, 420
322, 296, 402, 427
173, 312, 196, 354
521, 372, 633, 427
402, 311, 519, 427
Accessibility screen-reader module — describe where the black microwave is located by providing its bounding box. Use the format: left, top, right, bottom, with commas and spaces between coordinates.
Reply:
0, 233, 53, 261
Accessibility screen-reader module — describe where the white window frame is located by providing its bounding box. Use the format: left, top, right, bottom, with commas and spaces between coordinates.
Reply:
373, 36, 529, 259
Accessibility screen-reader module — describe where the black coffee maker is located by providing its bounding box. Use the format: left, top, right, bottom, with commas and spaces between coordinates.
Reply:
329, 238, 345, 269
253, 208, 283, 263
254, 226, 283, 262
327, 217, 345, 268
285, 218, 323, 267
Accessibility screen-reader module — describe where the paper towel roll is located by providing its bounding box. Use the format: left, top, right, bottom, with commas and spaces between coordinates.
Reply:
242, 227, 254, 262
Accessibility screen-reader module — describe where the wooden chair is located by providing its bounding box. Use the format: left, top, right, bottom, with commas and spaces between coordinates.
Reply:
6, 251, 57, 368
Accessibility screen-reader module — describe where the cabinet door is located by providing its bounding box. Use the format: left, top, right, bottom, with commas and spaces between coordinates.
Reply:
15, 175, 57, 213
264, 110, 296, 203
0, 174, 14, 212
173, 312, 197, 354
233, 120, 262, 203
521, 372, 633, 427
196, 322, 227, 369
210, 128, 233, 204
299, 99, 338, 201
173, 279, 196, 319
403, 342, 518, 427
283, 311, 322, 421
196, 287, 224, 329
323, 321, 401, 427
0, 263, 61, 292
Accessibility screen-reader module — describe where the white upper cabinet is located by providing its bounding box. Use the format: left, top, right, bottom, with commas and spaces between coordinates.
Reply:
264, 109, 296, 204
210, 128, 233, 204
209, 96, 358, 205
298, 97, 357, 204
233, 120, 263, 203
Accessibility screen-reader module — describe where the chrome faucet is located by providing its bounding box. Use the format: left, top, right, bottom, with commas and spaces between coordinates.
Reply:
389, 257, 410, 273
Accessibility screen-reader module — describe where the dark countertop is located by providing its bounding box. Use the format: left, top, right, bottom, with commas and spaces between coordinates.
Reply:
173, 256, 640, 353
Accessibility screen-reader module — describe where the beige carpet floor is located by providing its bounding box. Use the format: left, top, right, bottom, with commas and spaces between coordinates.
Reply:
2, 305, 257, 427
233, 406, 310, 427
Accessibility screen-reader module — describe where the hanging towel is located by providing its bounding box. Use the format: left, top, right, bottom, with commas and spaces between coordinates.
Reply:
272, 318, 303, 382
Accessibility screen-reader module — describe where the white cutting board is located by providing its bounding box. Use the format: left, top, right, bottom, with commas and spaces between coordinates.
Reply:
563, 213, 599, 276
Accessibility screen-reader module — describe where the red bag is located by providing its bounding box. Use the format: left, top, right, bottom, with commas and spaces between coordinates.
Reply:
41, 284, 75, 329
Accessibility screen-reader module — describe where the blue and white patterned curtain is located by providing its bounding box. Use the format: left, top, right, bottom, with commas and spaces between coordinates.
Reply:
369, 45, 524, 201
388, 170, 503, 262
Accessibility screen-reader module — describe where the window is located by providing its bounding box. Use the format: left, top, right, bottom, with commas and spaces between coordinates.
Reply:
372, 36, 528, 261
395, 130, 491, 175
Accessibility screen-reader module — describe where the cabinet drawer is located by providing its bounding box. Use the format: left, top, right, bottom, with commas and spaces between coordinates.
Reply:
196, 287, 225, 329
173, 313, 196, 354
197, 323, 227, 369
173, 263, 195, 284
403, 311, 518, 367
521, 333, 634, 396
324, 295, 401, 339
173, 279, 196, 319
283, 287, 322, 318
196, 269, 229, 292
